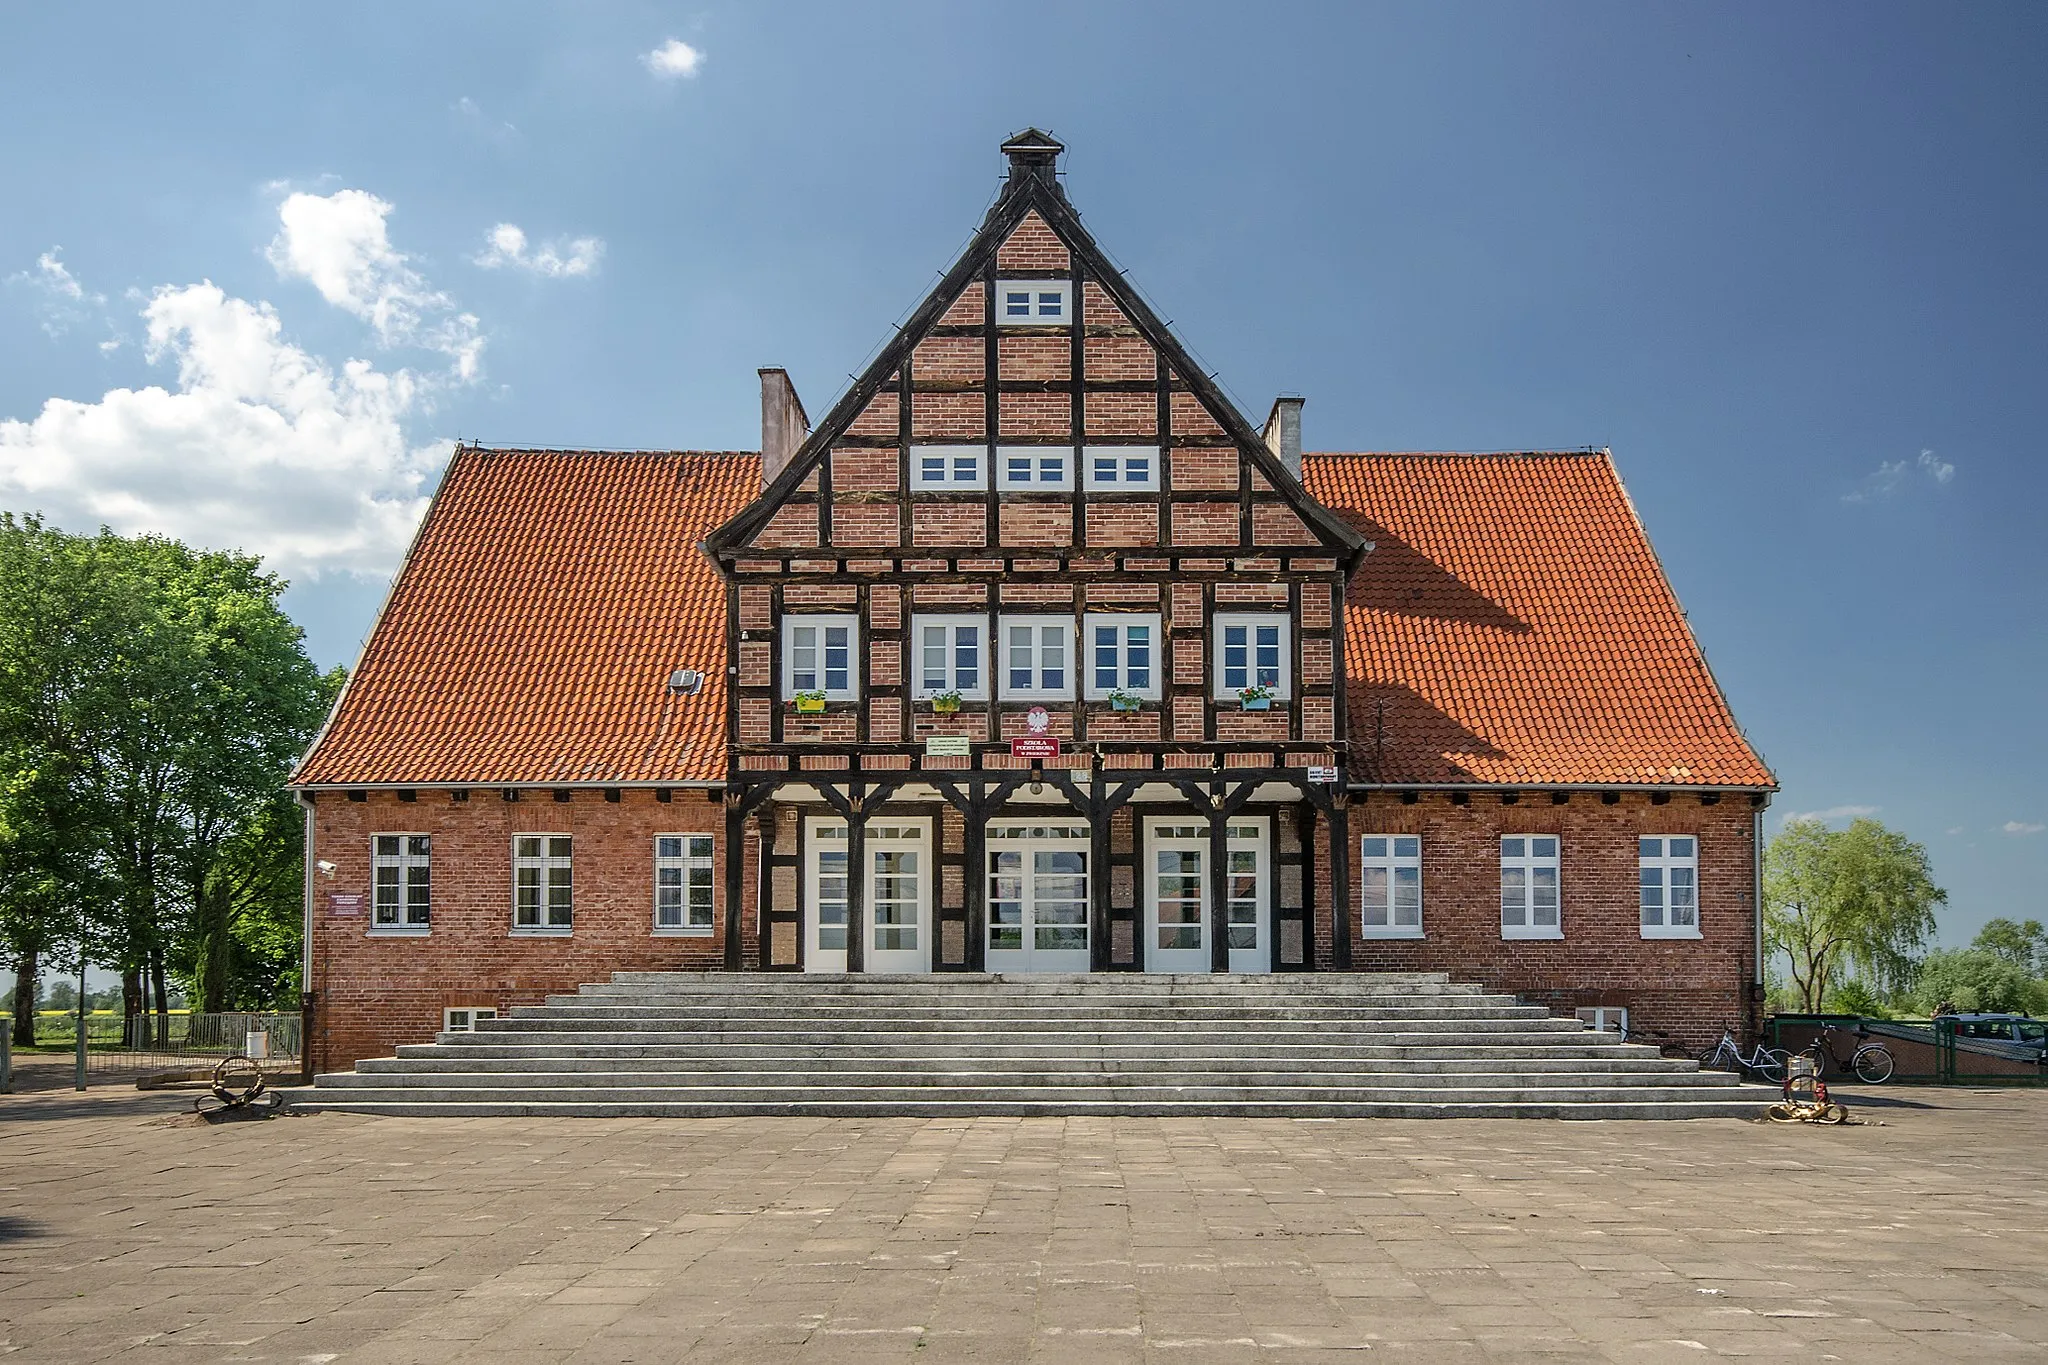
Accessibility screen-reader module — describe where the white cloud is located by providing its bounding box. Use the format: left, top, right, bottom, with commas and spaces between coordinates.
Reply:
0, 281, 443, 578
1780, 804, 1880, 826
472, 223, 605, 279
1843, 449, 1956, 503
642, 38, 703, 79
7, 247, 109, 339
2003, 821, 2046, 837
266, 189, 483, 380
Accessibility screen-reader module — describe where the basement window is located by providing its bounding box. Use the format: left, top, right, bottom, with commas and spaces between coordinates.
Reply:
1575, 1006, 1627, 1035
1359, 835, 1422, 938
1638, 836, 1701, 939
996, 279, 1070, 324
911, 445, 985, 490
1084, 447, 1159, 492
443, 1007, 497, 1032
1500, 835, 1562, 940
513, 835, 573, 933
370, 834, 431, 933
782, 615, 859, 700
655, 835, 716, 934
998, 447, 1072, 491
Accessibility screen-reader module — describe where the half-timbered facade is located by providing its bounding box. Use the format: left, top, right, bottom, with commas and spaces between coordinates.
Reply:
290, 132, 1775, 1073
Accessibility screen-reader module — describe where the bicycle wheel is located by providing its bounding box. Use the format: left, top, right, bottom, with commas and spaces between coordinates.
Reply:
1854, 1046, 1894, 1084
1697, 1046, 1730, 1073
1821, 1103, 1851, 1124
1751, 1049, 1790, 1085
1766, 1103, 1800, 1123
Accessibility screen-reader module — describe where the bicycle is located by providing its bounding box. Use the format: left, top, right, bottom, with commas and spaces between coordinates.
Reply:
1697, 1026, 1789, 1083
1803, 1021, 1894, 1084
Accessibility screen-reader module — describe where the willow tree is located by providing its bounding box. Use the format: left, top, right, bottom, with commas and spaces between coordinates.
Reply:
1764, 816, 1944, 1012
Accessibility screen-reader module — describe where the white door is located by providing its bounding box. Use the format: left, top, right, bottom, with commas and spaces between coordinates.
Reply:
986, 821, 1091, 973
805, 818, 932, 973
1143, 818, 1271, 974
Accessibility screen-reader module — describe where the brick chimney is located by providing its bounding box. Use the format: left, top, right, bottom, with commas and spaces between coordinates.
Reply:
1001, 128, 1064, 189
759, 367, 810, 488
1263, 395, 1303, 482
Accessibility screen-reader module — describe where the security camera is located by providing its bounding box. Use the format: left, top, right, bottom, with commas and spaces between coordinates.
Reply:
316, 860, 338, 878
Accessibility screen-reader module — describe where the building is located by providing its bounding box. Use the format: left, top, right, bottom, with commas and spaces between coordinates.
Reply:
290, 131, 1774, 1075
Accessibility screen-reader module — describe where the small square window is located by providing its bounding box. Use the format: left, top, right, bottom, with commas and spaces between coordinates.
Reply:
910, 445, 985, 491
997, 447, 1071, 491
782, 615, 859, 700
1083, 446, 1160, 492
994, 279, 1071, 325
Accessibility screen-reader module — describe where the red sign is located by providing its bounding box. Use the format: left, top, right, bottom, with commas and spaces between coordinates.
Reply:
328, 892, 364, 917
1010, 735, 1062, 760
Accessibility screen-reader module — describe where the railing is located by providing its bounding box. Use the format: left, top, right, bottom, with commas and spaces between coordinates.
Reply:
1766, 1013, 2047, 1086
0, 1010, 301, 1087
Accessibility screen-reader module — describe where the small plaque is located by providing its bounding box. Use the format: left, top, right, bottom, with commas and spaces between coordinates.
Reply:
924, 735, 972, 757
1026, 706, 1051, 733
1010, 736, 1062, 760
328, 891, 364, 917
1306, 765, 1340, 784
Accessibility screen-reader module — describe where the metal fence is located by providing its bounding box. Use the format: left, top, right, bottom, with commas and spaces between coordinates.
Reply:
0, 1010, 300, 1087
1766, 1013, 2048, 1086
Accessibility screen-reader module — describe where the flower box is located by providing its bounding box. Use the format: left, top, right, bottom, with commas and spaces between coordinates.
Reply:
1239, 696, 1272, 711
1107, 692, 1143, 712
792, 692, 827, 714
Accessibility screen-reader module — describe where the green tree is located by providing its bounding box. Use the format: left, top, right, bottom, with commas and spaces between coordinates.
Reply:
1972, 918, 2047, 977
1914, 948, 2046, 1016
1764, 816, 1946, 1013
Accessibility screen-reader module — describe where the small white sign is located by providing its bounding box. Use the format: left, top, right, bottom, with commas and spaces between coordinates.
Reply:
924, 735, 971, 757
1306, 766, 1340, 784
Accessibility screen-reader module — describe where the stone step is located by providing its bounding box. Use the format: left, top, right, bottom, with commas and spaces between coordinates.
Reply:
394, 1040, 1669, 1065
522, 1002, 1547, 1022
597, 971, 1461, 991
371, 1051, 1698, 1075
322, 1067, 1735, 1091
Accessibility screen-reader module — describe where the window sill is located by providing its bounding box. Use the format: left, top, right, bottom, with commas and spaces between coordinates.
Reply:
652, 928, 716, 938
510, 927, 574, 938
1501, 928, 1564, 941
366, 927, 431, 938
1360, 928, 1426, 940
1640, 928, 1703, 940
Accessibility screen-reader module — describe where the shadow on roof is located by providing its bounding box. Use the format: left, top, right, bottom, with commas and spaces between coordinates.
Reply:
1343, 514, 1529, 634
1348, 681, 1509, 784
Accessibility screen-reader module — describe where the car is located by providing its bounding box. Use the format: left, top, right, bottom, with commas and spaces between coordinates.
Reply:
1943, 1013, 2048, 1058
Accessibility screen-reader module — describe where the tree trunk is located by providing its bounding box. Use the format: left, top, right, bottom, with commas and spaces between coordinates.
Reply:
9, 945, 35, 1047
149, 946, 169, 1045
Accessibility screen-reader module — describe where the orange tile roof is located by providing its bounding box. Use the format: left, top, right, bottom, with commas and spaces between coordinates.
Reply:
1303, 451, 1773, 788
292, 447, 759, 787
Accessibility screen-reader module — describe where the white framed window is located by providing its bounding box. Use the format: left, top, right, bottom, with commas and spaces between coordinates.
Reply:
1638, 835, 1700, 938
443, 1007, 497, 1032
999, 616, 1074, 700
1500, 835, 1561, 939
996, 279, 1071, 324
1576, 1006, 1627, 1035
371, 834, 431, 933
656, 835, 716, 934
1084, 446, 1159, 492
513, 834, 573, 933
1359, 835, 1422, 937
1212, 614, 1291, 699
912, 614, 987, 698
998, 447, 1072, 491
1083, 613, 1160, 700
782, 615, 859, 700
911, 445, 985, 490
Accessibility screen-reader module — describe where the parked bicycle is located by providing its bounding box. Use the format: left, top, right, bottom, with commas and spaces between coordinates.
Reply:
1803, 1021, 1894, 1083
1697, 1026, 1789, 1083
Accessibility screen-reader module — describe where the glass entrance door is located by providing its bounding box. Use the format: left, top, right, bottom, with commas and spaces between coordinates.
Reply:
986, 822, 1091, 972
805, 819, 931, 973
1143, 819, 1271, 973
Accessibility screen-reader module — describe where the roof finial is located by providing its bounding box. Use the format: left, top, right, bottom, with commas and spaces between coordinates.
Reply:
1001, 128, 1063, 187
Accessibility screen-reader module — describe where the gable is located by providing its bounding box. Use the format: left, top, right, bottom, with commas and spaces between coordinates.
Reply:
706, 133, 1364, 562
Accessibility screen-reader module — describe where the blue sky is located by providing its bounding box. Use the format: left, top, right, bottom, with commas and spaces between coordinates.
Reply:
2, 3, 2043, 949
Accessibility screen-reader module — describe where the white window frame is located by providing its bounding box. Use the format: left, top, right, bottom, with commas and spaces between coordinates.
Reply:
998, 615, 1075, 701
1083, 446, 1160, 492
1082, 613, 1161, 700
1638, 835, 1701, 939
512, 834, 574, 934
1500, 835, 1562, 940
910, 614, 988, 699
1359, 834, 1423, 938
1576, 1006, 1627, 1035
1211, 613, 1292, 700
910, 445, 986, 491
782, 614, 859, 701
655, 834, 716, 935
443, 1007, 497, 1033
997, 446, 1073, 492
995, 278, 1071, 325
370, 833, 431, 934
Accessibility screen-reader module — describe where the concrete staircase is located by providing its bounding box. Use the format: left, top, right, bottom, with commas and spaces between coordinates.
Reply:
288, 973, 1774, 1120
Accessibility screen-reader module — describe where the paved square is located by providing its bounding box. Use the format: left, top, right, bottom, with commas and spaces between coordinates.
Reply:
2, 1085, 2044, 1361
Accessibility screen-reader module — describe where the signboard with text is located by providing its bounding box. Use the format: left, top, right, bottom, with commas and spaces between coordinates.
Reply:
924, 735, 972, 757
328, 892, 364, 917
1306, 766, 1340, 784
1010, 736, 1062, 760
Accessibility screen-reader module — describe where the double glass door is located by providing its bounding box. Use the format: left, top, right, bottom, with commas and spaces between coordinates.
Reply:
804, 820, 930, 972
1143, 820, 1270, 973
986, 822, 1091, 972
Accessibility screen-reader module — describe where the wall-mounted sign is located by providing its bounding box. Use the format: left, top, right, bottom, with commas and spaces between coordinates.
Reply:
1010, 736, 1061, 760
1026, 706, 1051, 733
1306, 766, 1340, 784
328, 892, 364, 917
924, 735, 972, 757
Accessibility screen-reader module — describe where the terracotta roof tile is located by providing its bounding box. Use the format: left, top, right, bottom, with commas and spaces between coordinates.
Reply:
292, 447, 758, 786
1303, 451, 1773, 788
